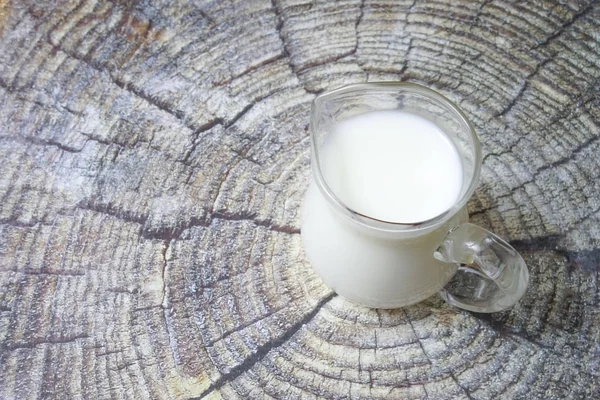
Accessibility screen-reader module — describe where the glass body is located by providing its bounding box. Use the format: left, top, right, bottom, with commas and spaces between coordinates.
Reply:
301, 83, 529, 312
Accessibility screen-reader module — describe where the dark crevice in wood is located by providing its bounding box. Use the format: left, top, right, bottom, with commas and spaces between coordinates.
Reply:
352, 0, 365, 75
295, 49, 358, 75
80, 134, 143, 158
407, 0, 418, 18
203, 304, 288, 347
225, 102, 254, 128
3, 333, 90, 350
471, 317, 598, 375
270, 0, 309, 94
475, 133, 600, 216
45, 38, 219, 138
76, 199, 300, 241
469, 0, 493, 29
403, 309, 431, 363
405, 308, 475, 399
0, 217, 45, 228
0, 134, 85, 153
158, 239, 184, 367
197, 8, 215, 27
530, 134, 600, 176
79, 132, 128, 150
211, 211, 300, 234
532, 0, 599, 49
209, 159, 241, 216
421, 384, 429, 399
20, 268, 85, 277
111, 78, 210, 133
475, 312, 554, 351
140, 218, 203, 241
176, 119, 223, 165
0, 83, 84, 117
449, 371, 476, 400
482, 99, 578, 163
213, 53, 287, 89
133, 305, 163, 312
491, 354, 531, 399
190, 293, 336, 400
94, 348, 124, 357
185, 85, 289, 164
563, 202, 600, 236
399, 38, 414, 79
77, 201, 148, 226
494, 57, 553, 118
106, 287, 137, 295
160, 239, 170, 308
404, 308, 466, 398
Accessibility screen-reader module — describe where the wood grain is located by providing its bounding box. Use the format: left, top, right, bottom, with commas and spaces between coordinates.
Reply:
0, 0, 599, 399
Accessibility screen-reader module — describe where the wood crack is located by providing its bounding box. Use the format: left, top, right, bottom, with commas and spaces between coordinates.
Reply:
0, 135, 85, 153
213, 53, 287, 89
472, 313, 597, 372
161, 238, 181, 366
295, 48, 358, 75
495, 57, 553, 118
474, 134, 600, 218
469, 0, 493, 30
20, 268, 85, 277
204, 304, 288, 347
211, 211, 300, 235
77, 201, 148, 226
94, 348, 124, 357
271, 0, 300, 85
449, 371, 475, 400
532, 0, 599, 49
3, 333, 90, 350
405, 309, 476, 399
160, 239, 170, 308
190, 293, 336, 400
45, 38, 221, 139
352, 0, 365, 68
76, 200, 300, 242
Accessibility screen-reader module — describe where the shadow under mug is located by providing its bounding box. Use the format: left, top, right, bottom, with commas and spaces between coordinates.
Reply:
300, 82, 529, 313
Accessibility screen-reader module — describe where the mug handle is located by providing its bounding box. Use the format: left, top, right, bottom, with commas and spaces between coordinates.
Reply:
434, 223, 529, 313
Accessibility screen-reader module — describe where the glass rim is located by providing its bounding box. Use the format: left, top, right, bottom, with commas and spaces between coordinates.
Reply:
310, 82, 482, 233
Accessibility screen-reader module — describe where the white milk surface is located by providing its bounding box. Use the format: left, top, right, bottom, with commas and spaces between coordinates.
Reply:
320, 110, 463, 223
301, 110, 465, 308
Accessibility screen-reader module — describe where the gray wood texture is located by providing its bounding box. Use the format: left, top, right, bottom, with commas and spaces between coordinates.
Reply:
1, 0, 599, 399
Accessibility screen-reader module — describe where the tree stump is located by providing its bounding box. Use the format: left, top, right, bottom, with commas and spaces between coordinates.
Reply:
1, 0, 599, 399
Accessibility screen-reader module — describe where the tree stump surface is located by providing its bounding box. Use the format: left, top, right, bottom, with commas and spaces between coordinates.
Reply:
1, 0, 599, 399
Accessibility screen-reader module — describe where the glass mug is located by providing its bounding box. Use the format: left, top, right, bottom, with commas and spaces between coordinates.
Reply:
300, 83, 529, 312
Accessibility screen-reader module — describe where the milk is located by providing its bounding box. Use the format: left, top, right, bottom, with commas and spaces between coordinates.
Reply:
301, 110, 467, 308
320, 110, 463, 223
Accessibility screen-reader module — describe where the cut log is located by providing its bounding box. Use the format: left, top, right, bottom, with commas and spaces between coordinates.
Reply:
0, 0, 599, 399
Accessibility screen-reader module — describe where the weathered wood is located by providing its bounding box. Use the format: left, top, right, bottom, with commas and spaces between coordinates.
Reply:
0, 0, 599, 398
